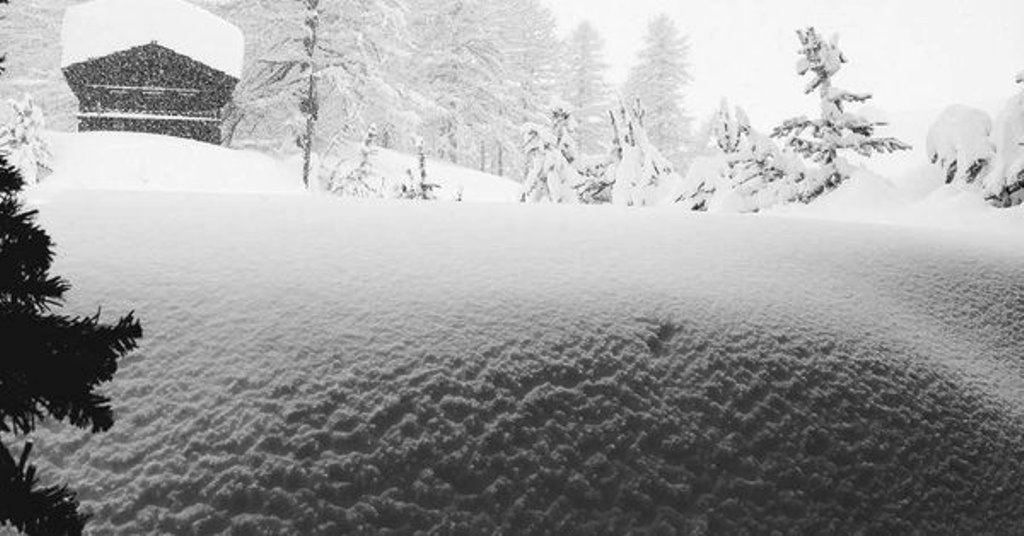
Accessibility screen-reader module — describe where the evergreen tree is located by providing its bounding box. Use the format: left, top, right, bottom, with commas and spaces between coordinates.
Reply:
328, 124, 386, 198
522, 105, 583, 203
623, 14, 693, 172
982, 73, 1024, 207
771, 27, 910, 202
0, 93, 52, 186
677, 101, 805, 212
0, 17, 143, 532
561, 21, 610, 155
607, 99, 683, 207
492, 0, 561, 177
247, 0, 409, 187
406, 0, 504, 166
926, 105, 994, 186
399, 136, 440, 200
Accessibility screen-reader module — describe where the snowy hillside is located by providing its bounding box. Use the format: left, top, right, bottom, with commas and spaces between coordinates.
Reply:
33, 131, 521, 202
22, 185, 1024, 534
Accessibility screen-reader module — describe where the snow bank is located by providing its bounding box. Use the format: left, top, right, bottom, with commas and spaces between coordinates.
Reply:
773, 166, 1024, 232
60, 0, 245, 78
34, 131, 303, 195
23, 189, 1024, 534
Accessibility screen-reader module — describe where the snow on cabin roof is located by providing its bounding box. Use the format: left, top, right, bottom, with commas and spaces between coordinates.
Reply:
60, 0, 245, 79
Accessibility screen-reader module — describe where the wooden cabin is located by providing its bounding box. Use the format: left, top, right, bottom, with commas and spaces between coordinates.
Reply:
60, 0, 244, 145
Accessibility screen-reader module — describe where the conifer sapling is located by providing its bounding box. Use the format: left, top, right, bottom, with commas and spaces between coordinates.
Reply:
771, 27, 910, 202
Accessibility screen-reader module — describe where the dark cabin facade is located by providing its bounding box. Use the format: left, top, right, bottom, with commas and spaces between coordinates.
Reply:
63, 43, 238, 144
60, 0, 244, 145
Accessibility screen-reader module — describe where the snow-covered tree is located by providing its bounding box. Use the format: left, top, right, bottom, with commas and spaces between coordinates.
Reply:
926, 105, 995, 186
561, 21, 611, 155
982, 74, 1024, 206
328, 124, 386, 197
399, 136, 440, 200
676, 101, 806, 212
606, 99, 683, 207
245, 0, 409, 187
406, 0, 504, 167
0, 0, 80, 131
623, 14, 693, 171
771, 27, 910, 203
522, 105, 583, 203
0, 94, 51, 186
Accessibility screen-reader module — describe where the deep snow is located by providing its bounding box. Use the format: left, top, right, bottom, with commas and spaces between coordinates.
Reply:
19, 183, 1024, 534
9, 130, 1024, 533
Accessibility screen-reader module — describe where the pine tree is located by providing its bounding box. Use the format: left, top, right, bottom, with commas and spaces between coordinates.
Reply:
328, 124, 385, 197
0, 93, 52, 186
399, 136, 440, 200
771, 27, 910, 202
607, 99, 683, 207
247, 0, 408, 187
491, 0, 561, 177
982, 73, 1024, 207
926, 105, 994, 186
623, 14, 693, 172
522, 105, 583, 203
561, 21, 610, 155
0, 20, 143, 532
406, 0, 504, 166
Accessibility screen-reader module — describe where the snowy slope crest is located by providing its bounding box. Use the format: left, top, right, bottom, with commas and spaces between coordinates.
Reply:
25, 192, 1024, 534
61, 0, 245, 78
321, 143, 522, 203
34, 131, 303, 195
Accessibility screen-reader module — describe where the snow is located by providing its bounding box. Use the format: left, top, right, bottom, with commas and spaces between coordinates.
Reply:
33, 131, 303, 195
773, 166, 1024, 232
15, 129, 1024, 533
24, 185, 1024, 533
60, 0, 245, 79
30, 131, 521, 203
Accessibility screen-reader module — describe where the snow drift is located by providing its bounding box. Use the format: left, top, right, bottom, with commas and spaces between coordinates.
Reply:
22, 186, 1024, 534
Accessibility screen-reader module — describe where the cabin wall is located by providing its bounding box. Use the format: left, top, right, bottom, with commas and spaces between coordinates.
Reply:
63, 43, 238, 145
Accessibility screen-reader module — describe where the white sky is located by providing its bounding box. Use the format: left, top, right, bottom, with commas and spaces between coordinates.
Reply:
542, 0, 1024, 127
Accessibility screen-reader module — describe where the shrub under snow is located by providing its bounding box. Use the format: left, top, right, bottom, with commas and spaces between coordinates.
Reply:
926, 105, 995, 186
607, 100, 683, 207
982, 80, 1024, 206
0, 94, 52, 185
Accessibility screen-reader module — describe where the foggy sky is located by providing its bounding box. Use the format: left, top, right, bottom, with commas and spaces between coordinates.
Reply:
543, 0, 1024, 127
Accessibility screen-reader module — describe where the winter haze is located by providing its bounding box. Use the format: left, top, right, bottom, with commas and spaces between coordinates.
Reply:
544, 0, 1024, 124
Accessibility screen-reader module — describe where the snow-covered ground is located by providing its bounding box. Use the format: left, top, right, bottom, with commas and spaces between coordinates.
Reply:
34, 131, 521, 202
16, 130, 1024, 533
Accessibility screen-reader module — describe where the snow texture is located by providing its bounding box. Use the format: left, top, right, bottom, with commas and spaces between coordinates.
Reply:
19, 182, 1024, 535
60, 0, 245, 78
15, 133, 1024, 533
925, 105, 994, 185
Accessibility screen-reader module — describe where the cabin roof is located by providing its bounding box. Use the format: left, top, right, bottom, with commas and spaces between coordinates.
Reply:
60, 0, 244, 79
